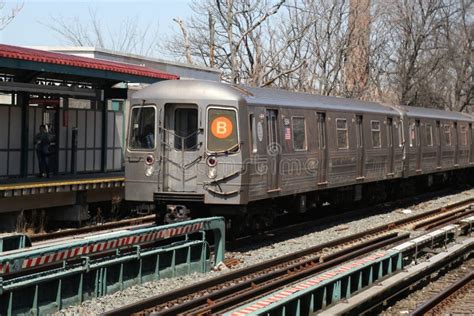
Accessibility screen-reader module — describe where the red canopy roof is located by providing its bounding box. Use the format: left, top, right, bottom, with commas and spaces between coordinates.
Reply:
0, 44, 179, 81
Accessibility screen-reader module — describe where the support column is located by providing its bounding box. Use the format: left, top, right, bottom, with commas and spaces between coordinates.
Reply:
52, 101, 60, 175
18, 92, 30, 177
99, 89, 108, 173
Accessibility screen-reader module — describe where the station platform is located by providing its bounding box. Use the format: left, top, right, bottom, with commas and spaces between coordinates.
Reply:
0, 173, 125, 227
0, 44, 175, 229
0, 172, 124, 198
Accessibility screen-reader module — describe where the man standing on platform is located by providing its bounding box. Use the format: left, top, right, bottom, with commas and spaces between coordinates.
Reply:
35, 124, 50, 178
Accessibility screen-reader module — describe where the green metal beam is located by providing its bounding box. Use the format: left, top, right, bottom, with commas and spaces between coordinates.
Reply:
0, 217, 226, 276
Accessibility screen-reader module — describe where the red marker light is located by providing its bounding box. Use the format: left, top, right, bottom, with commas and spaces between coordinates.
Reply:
207, 156, 217, 167
145, 155, 155, 165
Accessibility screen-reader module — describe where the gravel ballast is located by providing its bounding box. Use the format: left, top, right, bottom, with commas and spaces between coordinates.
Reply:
56, 189, 474, 315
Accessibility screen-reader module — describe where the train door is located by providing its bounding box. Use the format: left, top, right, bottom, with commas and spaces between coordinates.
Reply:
266, 109, 280, 191
415, 120, 422, 171
387, 117, 394, 175
317, 112, 328, 184
454, 122, 459, 166
355, 115, 365, 179
162, 104, 200, 192
470, 124, 473, 164
436, 121, 442, 168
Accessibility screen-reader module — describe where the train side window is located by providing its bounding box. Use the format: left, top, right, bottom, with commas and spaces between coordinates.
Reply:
371, 120, 381, 148
409, 123, 416, 147
460, 125, 468, 146
425, 124, 433, 147
292, 116, 307, 151
336, 118, 349, 149
129, 105, 156, 150
249, 114, 258, 153
444, 125, 452, 146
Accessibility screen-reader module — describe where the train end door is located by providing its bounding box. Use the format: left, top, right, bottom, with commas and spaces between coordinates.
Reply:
266, 109, 280, 192
162, 104, 200, 192
415, 120, 422, 172
317, 112, 328, 185
387, 117, 395, 175
355, 115, 365, 179
436, 121, 442, 168
454, 122, 459, 166
470, 123, 474, 164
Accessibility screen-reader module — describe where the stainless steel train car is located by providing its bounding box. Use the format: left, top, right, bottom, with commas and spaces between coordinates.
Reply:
125, 80, 474, 232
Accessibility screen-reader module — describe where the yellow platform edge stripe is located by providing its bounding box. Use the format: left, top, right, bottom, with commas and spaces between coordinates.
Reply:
0, 177, 125, 191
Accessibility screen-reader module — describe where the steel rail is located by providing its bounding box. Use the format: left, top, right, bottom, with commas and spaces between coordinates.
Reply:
103, 233, 404, 316
410, 270, 474, 316
420, 208, 474, 231
103, 198, 473, 316
29, 215, 156, 243
182, 234, 408, 316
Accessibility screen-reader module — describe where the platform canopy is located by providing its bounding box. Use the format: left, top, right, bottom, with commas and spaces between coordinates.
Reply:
0, 44, 179, 179
0, 44, 179, 85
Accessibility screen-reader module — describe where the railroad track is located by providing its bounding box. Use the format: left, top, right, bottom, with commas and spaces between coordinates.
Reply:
22, 189, 473, 247
107, 233, 408, 316
103, 198, 474, 316
410, 264, 474, 316
28, 215, 156, 243
230, 188, 467, 249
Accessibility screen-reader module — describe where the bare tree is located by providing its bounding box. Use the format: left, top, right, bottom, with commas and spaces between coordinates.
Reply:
0, 1, 23, 31
165, 0, 472, 111
164, 0, 288, 84
344, 0, 371, 98
384, 0, 459, 107
446, 0, 473, 112
43, 8, 160, 56
173, 18, 193, 64
165, 0, 352, 94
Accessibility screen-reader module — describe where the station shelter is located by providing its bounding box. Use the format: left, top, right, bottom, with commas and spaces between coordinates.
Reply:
0, 44, 178, 225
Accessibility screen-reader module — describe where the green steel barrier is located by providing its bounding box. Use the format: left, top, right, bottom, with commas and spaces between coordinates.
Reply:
0, 234, 31, 252
0, 217, 225, 276
224, 223, 466, 316
0, 217, 225, 315
224, 250, 403, 316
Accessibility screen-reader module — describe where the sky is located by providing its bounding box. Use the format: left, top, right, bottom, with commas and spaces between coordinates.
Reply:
0, 0, 194, 55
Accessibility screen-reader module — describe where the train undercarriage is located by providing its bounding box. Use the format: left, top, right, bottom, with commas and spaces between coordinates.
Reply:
153, 169, 474, 238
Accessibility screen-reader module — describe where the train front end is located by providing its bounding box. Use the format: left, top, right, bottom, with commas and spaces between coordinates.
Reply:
125, 80, 247, 223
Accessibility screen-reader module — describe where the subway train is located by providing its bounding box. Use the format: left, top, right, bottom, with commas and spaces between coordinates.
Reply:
125, 80, 474, 234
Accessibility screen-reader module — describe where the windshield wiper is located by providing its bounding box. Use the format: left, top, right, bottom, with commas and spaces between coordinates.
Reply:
212, 143, 240, 155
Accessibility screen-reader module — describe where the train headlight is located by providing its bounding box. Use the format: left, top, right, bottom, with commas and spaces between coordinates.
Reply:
208, 167, 217, 179
145, 165, 154, 177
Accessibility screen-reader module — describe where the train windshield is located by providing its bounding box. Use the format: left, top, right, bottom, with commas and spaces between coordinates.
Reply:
207, 107, 239, 152
129, 105, 156, 150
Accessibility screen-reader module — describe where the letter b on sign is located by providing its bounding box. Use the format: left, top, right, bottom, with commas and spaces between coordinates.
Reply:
211, 116, 233, 139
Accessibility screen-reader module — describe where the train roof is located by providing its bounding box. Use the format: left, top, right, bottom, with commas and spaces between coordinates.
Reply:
133, 80, 473, 121
399, 105, 473, 122
240, 85, 398, 115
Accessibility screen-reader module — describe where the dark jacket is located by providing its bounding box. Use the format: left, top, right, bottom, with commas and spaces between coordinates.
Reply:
35, 132, 50, 155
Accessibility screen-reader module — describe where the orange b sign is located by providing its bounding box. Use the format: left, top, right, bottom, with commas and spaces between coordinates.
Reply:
211, 116, 233, 139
